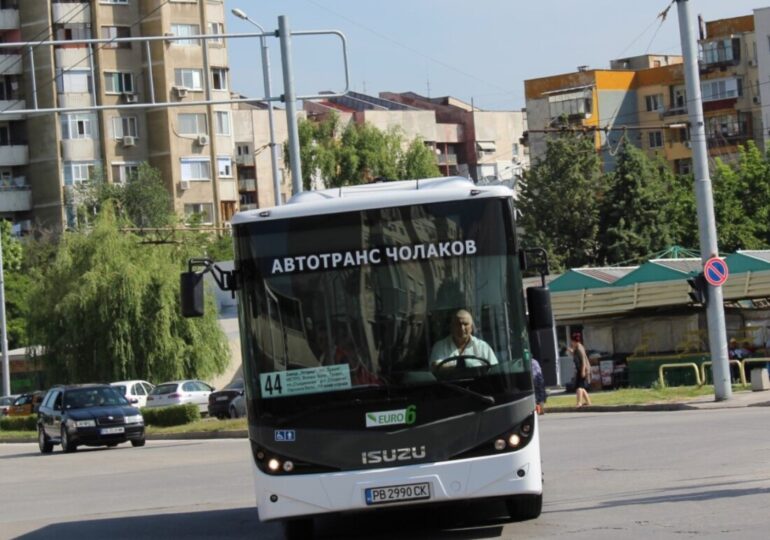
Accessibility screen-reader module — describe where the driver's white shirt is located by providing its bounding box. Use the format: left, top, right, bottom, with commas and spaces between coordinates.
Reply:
429, 335, 498, 367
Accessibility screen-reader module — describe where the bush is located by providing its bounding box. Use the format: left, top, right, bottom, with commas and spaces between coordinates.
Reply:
0, 414, 37, 431
140, 404, 200, 427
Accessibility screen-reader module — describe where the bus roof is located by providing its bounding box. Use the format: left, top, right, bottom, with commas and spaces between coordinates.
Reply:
231, 176, 514, 225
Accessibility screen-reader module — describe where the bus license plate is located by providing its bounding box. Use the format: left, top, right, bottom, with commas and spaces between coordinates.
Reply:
101, 427, 125, 435
364, 482, 431, 505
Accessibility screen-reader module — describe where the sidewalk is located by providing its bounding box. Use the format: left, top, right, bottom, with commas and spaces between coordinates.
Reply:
546, 387, 770, 413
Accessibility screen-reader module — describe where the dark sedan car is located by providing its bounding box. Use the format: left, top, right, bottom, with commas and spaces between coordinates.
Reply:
207, 379, 244, 419
37, 384, 145, 454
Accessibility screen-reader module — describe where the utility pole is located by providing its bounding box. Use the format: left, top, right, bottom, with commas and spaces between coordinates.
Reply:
278, 16, 303, 196
676, 0, 731, 400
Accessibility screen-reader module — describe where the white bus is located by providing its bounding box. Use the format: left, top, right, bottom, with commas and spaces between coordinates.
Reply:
182, 177, 553, 538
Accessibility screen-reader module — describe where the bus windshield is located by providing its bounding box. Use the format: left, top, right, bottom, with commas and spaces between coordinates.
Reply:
235, 198, 533, 420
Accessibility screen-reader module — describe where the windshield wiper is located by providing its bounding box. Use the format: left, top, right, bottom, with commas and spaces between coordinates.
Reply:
436, 380, 496, 406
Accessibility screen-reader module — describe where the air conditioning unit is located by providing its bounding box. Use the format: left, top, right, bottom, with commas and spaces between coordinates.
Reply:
749, 59, 757, 67
174, 86, 188, 98
684, 141, 692, 148
197, 134, 210, 146
122, 135, 136, 147
753, 96, 760, 104
179, 180, 190, 190
123, 93, 138, 103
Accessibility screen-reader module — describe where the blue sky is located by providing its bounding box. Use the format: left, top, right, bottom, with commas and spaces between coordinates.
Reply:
225, 0, 765, 111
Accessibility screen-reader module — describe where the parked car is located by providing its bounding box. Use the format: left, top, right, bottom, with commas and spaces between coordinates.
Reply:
37, 384, 145, 453
145, 380, 214, 414
7, 391, 45, 416
110, 380, 155, 408
0, 395, 20, 417
228, 393, 247, 419
207, 379, 244, 419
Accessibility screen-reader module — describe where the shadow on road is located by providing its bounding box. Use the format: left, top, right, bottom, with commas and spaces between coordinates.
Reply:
15, 500, 514, 540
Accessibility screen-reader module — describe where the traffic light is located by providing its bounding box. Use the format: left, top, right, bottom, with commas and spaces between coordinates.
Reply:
687, 272, 709, 306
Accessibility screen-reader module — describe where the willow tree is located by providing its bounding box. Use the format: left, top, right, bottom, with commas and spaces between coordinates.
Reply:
26, 208, 230, 384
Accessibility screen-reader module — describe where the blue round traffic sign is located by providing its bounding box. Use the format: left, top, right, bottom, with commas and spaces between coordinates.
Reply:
704, 257, 728, 286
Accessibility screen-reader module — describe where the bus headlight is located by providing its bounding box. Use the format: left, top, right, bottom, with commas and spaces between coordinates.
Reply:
508, 434, 521, 448
267, 458, 281, 472
494, 439, 506, 451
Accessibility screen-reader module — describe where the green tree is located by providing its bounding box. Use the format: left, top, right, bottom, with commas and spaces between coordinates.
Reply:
665, 172, 699, 251
399, 138, 441, 179
26, 207, 230, 383
599, 140, 676, 264
1, 221, 28, 349
123, 162, 174, 228
292, 114, 441, 189
518, 133, 607, 270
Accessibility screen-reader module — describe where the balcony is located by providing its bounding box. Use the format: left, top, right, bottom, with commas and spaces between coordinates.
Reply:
0, 144, 27, 166
707, 132, 750, 149
0, 54, 22, 75
436, 123, 462, 143
0, 8, 19, 30
55, 47, 92, 69
239, 178, 256, 192
58, 93, 94, 109
235, 154, 255, 166
61, 138, 99, 161
0, 99, 25, 120
240, 203, 259, 211
52, 3, 90, 24
0, 184, 31, 213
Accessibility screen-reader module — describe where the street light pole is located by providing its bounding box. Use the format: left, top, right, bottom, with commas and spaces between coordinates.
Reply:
231, 9, 283, 206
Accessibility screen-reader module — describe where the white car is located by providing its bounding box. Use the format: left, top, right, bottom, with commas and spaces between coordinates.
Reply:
145, 380, 214, 414
110, 380, 155, 408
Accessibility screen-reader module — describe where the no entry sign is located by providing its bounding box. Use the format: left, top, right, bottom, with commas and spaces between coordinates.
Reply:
704, 257, 728, 286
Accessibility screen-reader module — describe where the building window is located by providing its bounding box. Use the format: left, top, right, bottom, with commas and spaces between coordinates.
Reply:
208, 22, 225, 44
181, 158, 211, 181
61, 113, 95, 139
170, 24, 200, 46
675, 159, 692, 175
211, 68, 228, 90
111, 162, 139, 184
218, 156, 233, 177
101, 26, 131, 48
177, 113, 207, 135
112, 116, 138, 138
184, 203, 214, 224
56, 69, 92, 93
648, 131, 663, 148
215, 111, 230, 135
63, 161, 98, 186
236, 143, 251, 156
645, 94, 663, 112
55, 23, 91, 43
104, 71, 134, 94
174, 68, 203, 90
701, 38, 736, 64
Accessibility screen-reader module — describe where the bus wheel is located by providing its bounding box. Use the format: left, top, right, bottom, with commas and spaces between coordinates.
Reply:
283, 517, 314, 540
505, 493, 542, 521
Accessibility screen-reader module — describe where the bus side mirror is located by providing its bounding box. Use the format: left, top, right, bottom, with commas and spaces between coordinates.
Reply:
180, 272, 205, 317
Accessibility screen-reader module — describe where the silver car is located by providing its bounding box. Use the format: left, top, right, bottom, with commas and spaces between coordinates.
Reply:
144, 380, 214, 414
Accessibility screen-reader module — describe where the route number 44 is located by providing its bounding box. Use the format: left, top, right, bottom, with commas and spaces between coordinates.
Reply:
262, 373, 284, 396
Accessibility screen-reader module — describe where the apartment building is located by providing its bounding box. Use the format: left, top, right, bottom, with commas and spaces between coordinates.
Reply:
0, 0, 238, 233
304, 90, 528, 184
525, 12, 763, 174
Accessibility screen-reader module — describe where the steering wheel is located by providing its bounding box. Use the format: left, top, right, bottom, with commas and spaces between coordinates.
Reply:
433, 354, 492, 371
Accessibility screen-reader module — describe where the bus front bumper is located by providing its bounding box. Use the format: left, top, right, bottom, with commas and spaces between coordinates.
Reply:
253, 424, 542, 522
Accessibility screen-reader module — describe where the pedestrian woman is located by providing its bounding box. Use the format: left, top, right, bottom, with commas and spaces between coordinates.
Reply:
567, 332, 592, 408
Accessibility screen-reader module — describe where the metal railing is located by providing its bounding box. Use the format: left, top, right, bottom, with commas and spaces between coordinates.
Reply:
700, 360, 747, 387
658, 362, 702, 388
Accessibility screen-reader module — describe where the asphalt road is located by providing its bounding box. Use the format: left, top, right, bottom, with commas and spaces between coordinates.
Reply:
2, 408, 769, 539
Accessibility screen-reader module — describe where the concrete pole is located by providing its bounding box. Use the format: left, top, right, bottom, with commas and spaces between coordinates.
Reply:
278, 16, 303, 195
0, 234, 10, 396
676, 0, 731, 400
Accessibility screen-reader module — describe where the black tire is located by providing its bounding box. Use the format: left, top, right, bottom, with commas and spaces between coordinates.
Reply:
60, 426, 77, 453
229, 405, 239, 419
131, 438, 146, 447
283, 517, 314, 540
38, 427, 53, 454
505, 494, 543, 521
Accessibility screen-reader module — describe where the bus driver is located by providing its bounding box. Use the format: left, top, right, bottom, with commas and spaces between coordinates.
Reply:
430, 309, 498, 369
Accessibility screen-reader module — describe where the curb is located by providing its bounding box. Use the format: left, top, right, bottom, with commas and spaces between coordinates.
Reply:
147, 430, 247, 440
545, 403, 697, 413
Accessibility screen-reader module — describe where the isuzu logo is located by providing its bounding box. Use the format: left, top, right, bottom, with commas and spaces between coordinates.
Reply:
361, 446, 427, 464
